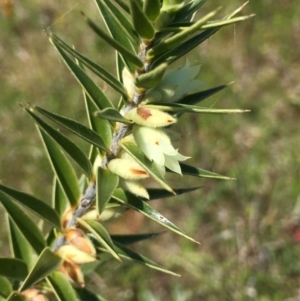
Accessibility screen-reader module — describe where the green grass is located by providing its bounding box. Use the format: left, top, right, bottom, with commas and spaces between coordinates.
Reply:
1, 1, 300, 300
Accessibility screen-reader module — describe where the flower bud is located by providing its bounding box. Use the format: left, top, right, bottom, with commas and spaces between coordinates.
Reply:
61, 207, 74, 229
121, 179, 149, 199
108, 158, 149, 180
125, 107, 176, 128
59, 261, 85, 287
122, 67, 135, 99
65, 227, 96, 256
56, 244, 96, 264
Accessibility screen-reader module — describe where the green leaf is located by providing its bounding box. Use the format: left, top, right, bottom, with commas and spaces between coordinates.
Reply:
27, 109, 93, 179
96, 0, 139, 46
147, 186, 201, 200
152, 4, 252, 67
77, 219, 121, 261
38, 128, 81, 208
144, 0, 160, 21
35, 106, 110, 153
200, 15, 254, 30
75, 287, 108, 301
0, 276, 12, 298
94, 108, 133, 124
135, 63, 168, 89
112, 189, 199, 244
8, 219, 33, 268
147, 8, 220, 58
179, 83, 229, 105
83, 13, 143, 71
0, 191, 46, 254
172, 0, 206, 23
143, 103, 250, 114
83, 94, 113, 151
50, 38, 114, 110
178, 163, 236, 180
120, 142, 174, 193
0, 183, 61, 230
95, 0, 140, 73
129, 0, 155, 40
0, 258, 28, 280
114, 0, 130, 14
111, 232, 161, 245
19, 247, 63, 292
52, 178, 68, 217
50, 34, 128, 98
101, 241, 180, 276
47, 271, 78, 301
152, 28, 219, 67
96, 167, 119, 214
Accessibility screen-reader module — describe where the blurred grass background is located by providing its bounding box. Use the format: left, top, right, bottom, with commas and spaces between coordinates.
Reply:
1, 1, 300, 300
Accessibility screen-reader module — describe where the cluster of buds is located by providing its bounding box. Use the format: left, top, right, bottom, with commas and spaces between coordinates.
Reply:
55, 216, 97, 286
106, 62, 202, 198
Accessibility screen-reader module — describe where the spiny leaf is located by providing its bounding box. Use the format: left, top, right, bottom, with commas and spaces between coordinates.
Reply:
152, 3, 252, 67
50, 38, 114, 110
96, 0, 139, 46
111, 232, 162, 245
179, 83, 230, 105
77, 218, 121, 261
120, 142, 174, 193
178, 163, 236, 180
200, 14, 255, 30
52, 178, 68, 217
19, 247, 63, 292
152, 28, 218, 67
100, 241, 180, 276
143, 103, 250, 114
0, 183, 61, 230
35, 106, 110, 153
94, 108, 133, 124
75, 287, 108, 301
83, 94, 113, 152
94, 0, 140, 73
147, 187, 201, 200
0, 258, 28, 280
50, 34, 128, 99
27, 108, 93, 179
144, 0, 160, 21
38, 128, 81, 208
8, 219, 33, 268
47, 271, 78, 301
172, 0, 206, 23
82, 12, 143, 70
112, 189, 199, 244
0, 191, 46, 254
147, 8, 220, 58
129, 0, 155, 41
96, 167, 119, 214
114, 0, 130, 14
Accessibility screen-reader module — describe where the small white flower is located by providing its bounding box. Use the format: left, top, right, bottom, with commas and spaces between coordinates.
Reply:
132, 125, 190, 174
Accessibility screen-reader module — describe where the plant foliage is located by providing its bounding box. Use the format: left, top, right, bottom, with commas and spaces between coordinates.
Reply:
0, 1, 252, 300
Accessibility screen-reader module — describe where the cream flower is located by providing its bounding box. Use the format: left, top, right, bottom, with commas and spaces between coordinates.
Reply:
132, 125, 189, 174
